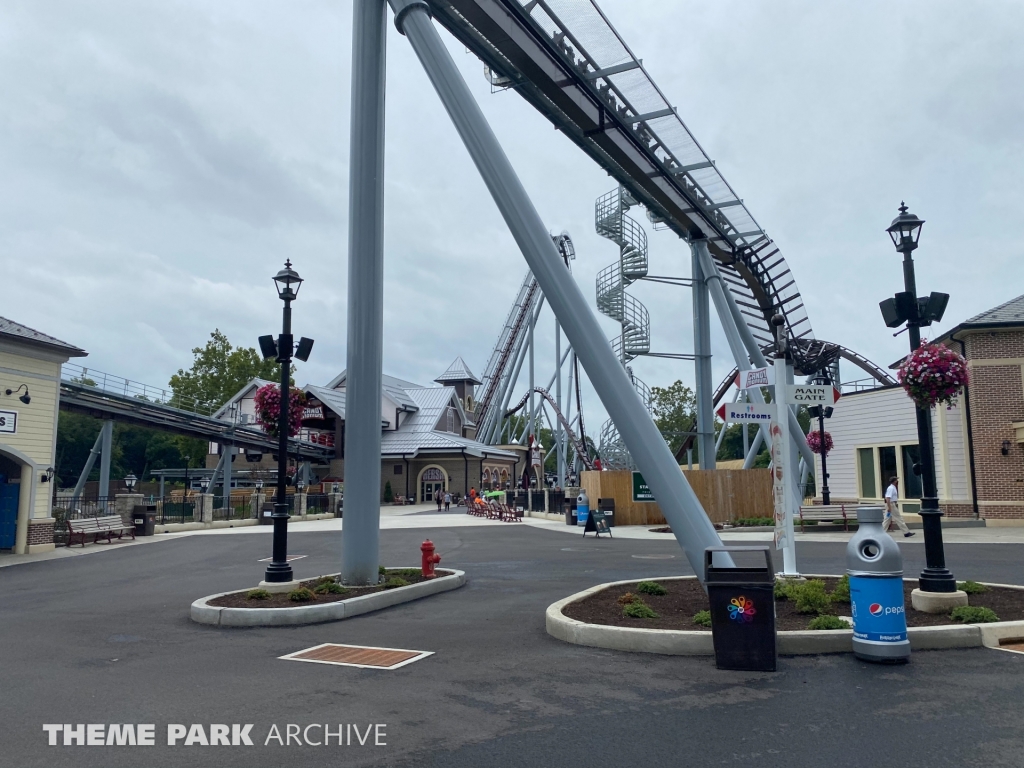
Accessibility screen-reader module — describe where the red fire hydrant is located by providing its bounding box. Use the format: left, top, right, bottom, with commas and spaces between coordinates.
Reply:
421, 539, 441, 579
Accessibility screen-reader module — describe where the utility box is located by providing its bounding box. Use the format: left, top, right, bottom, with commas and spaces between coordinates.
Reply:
132, 504, 157, 537
705, 546, 777, 672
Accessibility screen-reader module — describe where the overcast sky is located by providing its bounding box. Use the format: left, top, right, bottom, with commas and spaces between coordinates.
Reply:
1, 0, 1022, 428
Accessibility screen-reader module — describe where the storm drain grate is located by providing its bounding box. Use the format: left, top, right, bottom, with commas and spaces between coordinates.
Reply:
280, 643, 433, 670
998, 638, 1024, 654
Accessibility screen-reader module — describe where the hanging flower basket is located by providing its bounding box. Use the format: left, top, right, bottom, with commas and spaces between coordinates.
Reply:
806, 430, 833, 456
897, 343, 969, 409
253, 384, 306, 438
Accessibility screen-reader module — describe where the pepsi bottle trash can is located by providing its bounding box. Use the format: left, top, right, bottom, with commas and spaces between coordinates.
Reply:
705, 546, 777, 672
576, 491, 590, 527
848, 506, 910, 663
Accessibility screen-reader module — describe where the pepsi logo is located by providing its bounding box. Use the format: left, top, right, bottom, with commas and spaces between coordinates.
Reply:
869, 603, 883, 616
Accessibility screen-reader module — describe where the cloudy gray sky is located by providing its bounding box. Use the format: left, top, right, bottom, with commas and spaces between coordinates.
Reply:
2, 0, 1022, 427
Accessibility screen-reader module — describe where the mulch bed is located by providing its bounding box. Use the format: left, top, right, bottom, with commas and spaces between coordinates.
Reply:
562, 577, 1024, 633
207, 569, 451, 609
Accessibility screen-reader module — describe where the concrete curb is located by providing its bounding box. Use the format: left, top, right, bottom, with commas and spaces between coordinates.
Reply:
545, 575, 1024, 656
191, 568, 466, 627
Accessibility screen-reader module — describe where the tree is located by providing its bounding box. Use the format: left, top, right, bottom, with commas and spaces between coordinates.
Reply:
168, 329, 280, 413
650, 380, 696, 455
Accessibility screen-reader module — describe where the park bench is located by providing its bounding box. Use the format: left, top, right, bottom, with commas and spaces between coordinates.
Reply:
67, 515, 136, 547
797, 504, 853, 532
499, 503, 522, 522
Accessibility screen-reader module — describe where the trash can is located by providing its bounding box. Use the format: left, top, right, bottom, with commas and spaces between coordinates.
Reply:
565, 497, 577, 526
598, 497, 615, 528
132, 504, 157, 537
705, 546, 777, 672
848, 506, 910, 664
576, 490, 590, 527
260, 502, 275, 525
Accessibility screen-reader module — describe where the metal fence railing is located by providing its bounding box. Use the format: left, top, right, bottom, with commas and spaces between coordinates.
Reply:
51, 497, 120, 546
156, 498, 196, 525
305, 494, 330, 515
211, 495, 257, 521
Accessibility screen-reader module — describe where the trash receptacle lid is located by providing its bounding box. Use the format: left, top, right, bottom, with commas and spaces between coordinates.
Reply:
704, 546, 774, 584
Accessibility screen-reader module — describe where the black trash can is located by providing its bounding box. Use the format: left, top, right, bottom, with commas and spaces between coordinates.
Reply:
132, 504, 157, 537
260, 502, 275, 525
565, 497, 577, 526
705, 546, 777, 672
598, 498, 616, 528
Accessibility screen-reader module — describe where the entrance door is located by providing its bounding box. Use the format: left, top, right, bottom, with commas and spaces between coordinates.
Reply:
0, 483, 19, 549
421, 481, 443, 504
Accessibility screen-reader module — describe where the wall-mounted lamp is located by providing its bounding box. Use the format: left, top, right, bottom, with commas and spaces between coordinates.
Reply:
5, 384, 30, 405
40, 467, 54, 483
1002, 440, 1012, 456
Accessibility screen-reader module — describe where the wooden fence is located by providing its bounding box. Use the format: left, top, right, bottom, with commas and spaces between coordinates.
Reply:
579, 468, 772, 526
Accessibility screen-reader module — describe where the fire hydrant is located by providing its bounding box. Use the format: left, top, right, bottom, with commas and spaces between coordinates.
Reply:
421, 539, 441, 579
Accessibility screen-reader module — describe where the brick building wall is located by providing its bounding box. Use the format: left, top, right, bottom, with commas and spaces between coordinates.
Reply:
949, 329, 1024, 519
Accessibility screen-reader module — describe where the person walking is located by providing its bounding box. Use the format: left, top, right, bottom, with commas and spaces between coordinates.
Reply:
435, 488, 442, 511
884, 476, 915, 538
444, 491, 451, 511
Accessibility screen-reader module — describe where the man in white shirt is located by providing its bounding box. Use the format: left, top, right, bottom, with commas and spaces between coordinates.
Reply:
884, 477, 915, 538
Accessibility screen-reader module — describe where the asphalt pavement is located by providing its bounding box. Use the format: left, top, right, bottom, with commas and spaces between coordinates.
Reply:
1, 523, 1022, 768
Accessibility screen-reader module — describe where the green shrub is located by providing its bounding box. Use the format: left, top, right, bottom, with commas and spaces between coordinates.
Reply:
288, 587, 315, 602
246, 588, 271, 600
636, 581, 668, 596
957, 580, 989, 595
831, 575, 851, 604
313, 581, 348, 596
693, 610, 712, 628
950, 606, 999, 624
383, 577, 410, 590
383, 481, 393, 503
808, 614, 849, 630
791, 580, 834, 615
623, 600, 659, 619
734, 517, 774, 527
775, 578, 801, 600
617, 592, 638, 605
379, 565, 387, 575
387, 568, 422, 578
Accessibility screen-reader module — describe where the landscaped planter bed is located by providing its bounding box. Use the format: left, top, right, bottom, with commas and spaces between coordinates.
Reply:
562, 576, 1024, 632
207, 569, 447, 609
191, 568, 465, 627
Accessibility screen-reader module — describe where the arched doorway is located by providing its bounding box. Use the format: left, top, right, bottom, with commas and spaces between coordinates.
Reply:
416, 465, 448, 504
0, 444, 36, 553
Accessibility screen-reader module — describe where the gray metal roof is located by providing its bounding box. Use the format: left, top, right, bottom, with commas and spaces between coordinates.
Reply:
304, 385, 347, 419
0, 317, 87, 357
434, 356, 481, 385
963, 294, 1024, 326
404, 386, 470, 432
211, 377, 275, 419
381, 429, 516, 459
324, 370, 423, 411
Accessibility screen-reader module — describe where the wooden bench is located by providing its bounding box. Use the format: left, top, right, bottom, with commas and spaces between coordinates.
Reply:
67, 515, 136, 547
798, 504, 852, 531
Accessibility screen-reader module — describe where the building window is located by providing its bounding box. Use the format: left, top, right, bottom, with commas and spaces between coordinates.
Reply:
447, 407, 455, 433
900, 445, 922, 499
394, 464, 403, 475
878, 446, 898, 494
858, 448, 876, 498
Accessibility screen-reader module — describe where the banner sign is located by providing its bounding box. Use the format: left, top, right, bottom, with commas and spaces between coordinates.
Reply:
632, 471, 655, 502
719, 402, 775, 423
786, 384, 835, 405
0, 410, 16, 434
737, 367, 774, 390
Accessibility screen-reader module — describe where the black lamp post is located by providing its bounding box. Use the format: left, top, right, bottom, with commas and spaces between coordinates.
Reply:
808, 375, 833, 506
182, 455, 190, 516
880, 203, 955, 593
258, 260, 315, 585
124, 473, 138, 493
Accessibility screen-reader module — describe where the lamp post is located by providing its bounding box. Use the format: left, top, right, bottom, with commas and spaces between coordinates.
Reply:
124, 473, 138, 494
881, 203, 956, 593
182, 455, 190, 517
259, 260, 315, 586
809, 375, 833, 505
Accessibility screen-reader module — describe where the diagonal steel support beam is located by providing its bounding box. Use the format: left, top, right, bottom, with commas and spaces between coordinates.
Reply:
389, 0, 724, 580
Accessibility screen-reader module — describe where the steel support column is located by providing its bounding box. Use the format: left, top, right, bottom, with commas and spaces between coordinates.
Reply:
71, 429, 104, 505
389, 0, 724, 580
691, 245, 715, 469
98, 419, 113, 498
341, 0, 388, 585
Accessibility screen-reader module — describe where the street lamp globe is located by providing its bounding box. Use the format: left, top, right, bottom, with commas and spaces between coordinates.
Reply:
886, 202, 925, 253
273, 260, 304, 301
124, 473, 138, 492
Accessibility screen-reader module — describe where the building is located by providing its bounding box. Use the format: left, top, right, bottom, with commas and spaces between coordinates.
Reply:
210, 358, 518, 502
0, 318, 87, 553
816, 293, 1024, 522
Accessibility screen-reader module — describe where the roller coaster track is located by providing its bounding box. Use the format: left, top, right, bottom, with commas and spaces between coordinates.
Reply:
505, 386, 594, 470
427, 0, 818, 348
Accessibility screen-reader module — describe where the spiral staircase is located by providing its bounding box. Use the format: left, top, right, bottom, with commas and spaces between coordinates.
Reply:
595, 186, 654, 469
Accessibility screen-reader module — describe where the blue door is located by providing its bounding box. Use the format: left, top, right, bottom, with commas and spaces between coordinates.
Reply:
0, 483, 19, 549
